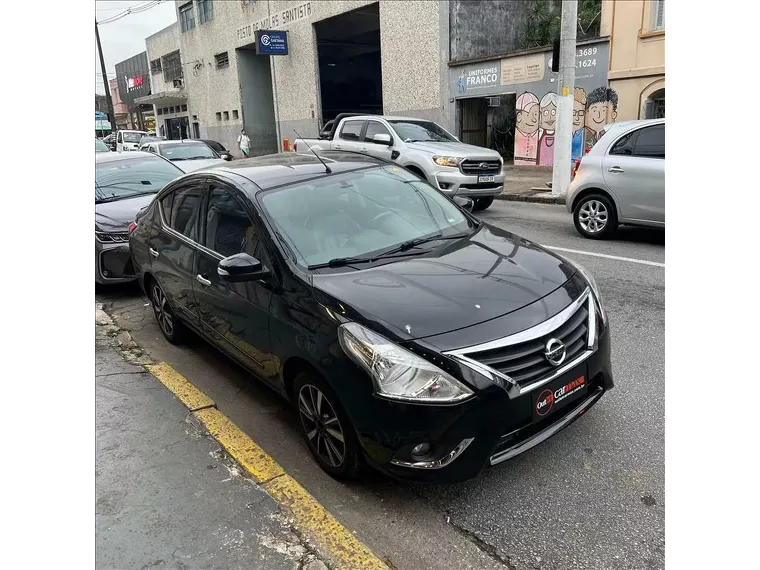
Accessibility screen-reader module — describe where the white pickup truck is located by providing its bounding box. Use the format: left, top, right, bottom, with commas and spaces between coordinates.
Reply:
293, 114, 505, 210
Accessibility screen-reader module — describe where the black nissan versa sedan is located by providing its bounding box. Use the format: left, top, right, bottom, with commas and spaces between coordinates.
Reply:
129, 151, 613, 483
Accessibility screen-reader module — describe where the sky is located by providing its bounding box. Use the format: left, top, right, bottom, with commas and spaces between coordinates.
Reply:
95, 0, 178, 95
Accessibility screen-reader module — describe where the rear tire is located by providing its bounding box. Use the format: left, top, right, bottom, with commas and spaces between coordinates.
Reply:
294, 371, 363, 480
573, 194, 617, 239
149, 279, 185, 345
473, 197, 494, 211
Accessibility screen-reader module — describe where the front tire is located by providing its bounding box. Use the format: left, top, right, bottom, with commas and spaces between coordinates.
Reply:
473, 197, 494, 211
573, 194, 617, 239
150, 280, 185, 345
294, 372, 363, 480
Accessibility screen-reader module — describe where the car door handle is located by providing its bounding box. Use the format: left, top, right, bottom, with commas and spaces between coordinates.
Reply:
149, 247, 159, 258
196, 274, 212, 287
333, 144, 342, 150
608, 166, 625, 173
358, 146, 368, 152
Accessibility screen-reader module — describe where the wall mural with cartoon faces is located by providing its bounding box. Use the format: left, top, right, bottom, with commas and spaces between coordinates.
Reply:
513, 85, 618, 166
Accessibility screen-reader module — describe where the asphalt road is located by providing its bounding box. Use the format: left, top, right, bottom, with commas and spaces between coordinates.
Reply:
96, 200, 665, 570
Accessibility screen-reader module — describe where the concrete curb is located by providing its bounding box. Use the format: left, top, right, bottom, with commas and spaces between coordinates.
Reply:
495, 193, 566, 205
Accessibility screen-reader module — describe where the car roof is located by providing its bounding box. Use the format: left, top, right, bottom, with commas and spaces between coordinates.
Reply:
153, 139, 207, 145
95, 150, 171, 164
185, 151, 387, 191
338, 115, 427, 122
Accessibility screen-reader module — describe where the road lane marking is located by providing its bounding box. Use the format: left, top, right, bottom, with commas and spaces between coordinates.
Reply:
145, 362, 216, 411
147, 362, 387, 570
544, 245, 665, 267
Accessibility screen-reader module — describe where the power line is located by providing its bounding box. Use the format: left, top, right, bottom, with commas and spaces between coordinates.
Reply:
96, 1, 151, 12
97, 0, 164, 25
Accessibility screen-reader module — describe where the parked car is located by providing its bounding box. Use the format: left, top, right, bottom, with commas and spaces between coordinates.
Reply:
201, 139, 234, 161
138, 135, 162, 150
96, 151, 184, 284
567, 118, 665, 239
102, 133, 115, 147
293, 114, 505, 210
95, 138, 110, 153
142, 139, 227, 173
129, 151, 613, 483
114, 129, 149, 152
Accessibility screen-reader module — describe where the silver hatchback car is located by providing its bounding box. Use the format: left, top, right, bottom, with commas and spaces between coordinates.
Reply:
566, 119, 664, 239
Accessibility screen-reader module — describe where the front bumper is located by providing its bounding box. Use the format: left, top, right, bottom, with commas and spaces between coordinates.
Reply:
355, 325, 612, 484
95, 240, 137, 284
431, 168, 505, 198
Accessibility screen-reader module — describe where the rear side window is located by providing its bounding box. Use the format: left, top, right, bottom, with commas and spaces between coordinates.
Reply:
339, 120, 364, 141
166, 186, 202, 241
609, 131, 637, 156
159, 192, 174, 223
632, 124, 665, 158
204, 186, 258, 258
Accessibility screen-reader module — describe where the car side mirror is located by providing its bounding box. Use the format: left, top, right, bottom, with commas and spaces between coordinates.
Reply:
222, 153, 232, 161
453, 196, 474, 212
372, 133, 393, 146
218, 253, 266, 282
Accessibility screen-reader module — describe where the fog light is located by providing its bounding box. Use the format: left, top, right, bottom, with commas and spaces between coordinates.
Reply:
411, 443, 431, 459
438, 182, 451, 190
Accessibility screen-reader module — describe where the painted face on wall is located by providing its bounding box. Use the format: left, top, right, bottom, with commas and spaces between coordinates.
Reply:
540, 102, 557, 131
517, 105, 540, 135
573, 98, 585, 130
586, 102, 617, 133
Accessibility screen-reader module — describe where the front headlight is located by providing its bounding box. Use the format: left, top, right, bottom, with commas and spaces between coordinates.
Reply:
432, 156, 462, 168
338, 322, 474, 404
565, 258, 607, 326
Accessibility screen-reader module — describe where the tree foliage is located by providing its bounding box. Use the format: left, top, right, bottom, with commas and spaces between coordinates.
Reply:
519, 0, 602, 50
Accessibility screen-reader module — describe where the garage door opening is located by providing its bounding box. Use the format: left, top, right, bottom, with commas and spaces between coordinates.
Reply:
315, 3, 382, 122
236, 46, 278, 156
457, 94, 516, 162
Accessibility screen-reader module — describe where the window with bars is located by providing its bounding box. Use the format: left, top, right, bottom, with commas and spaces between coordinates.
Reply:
198, 0, 214, 24
654, 0, 665, 31
150, 58, 162, 74
162, 51, 183, 82
179, 2, 195, 32
215, 51, 229, 70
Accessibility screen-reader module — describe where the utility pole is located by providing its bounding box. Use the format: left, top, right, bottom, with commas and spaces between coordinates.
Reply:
551, 0, 578, 199
95, 19, 116, 134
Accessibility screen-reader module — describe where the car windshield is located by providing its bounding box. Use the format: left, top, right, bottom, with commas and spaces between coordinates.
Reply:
387, 120, 457, 143
95, 156, 182, 204
159, 142, 217, 160
95, 139, 109, 152
260, 165, 474, 268
123, 132, 146, 143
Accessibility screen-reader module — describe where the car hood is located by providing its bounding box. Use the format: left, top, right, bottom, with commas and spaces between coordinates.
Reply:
312, 224, 575, 340
406, 141, 502, 159
95, 194, 156, 232
173, 158, 227, 173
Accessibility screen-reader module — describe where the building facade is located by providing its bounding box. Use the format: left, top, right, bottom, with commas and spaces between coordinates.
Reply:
109, 78, 130, 130
142, 0, 448, 157
115, 52, 156, 132
606, 0, 665, 121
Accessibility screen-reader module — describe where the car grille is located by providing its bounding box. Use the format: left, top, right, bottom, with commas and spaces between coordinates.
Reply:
100, 249, 136, 279
460, 159, 502, 176
96, 232, 129, 243
457, 297, 591, 388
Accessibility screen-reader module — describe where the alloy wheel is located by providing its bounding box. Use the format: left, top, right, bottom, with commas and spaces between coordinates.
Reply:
298, 384, 346, 468
152, 284, 174, 338
578, 199, 609, 234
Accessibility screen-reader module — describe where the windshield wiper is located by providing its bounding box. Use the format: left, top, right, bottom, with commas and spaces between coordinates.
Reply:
378, 232, 469, 257
307, 248, 430, 270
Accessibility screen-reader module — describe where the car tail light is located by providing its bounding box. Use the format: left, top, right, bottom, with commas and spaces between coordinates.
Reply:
572, 157, 582, 180
128, 222, 137, 234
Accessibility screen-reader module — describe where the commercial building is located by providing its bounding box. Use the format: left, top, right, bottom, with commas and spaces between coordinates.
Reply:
109, 78, 130, 130
115, 52, 156, 132
606, 0, 665, 120
143, 0, 449, 157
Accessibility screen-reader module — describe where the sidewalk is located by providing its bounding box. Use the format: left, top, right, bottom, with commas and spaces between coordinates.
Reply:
96, 321, 326, 569
498, 165, 567, 205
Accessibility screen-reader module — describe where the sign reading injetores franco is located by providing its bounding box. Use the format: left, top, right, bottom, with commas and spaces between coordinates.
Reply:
255, 30, 288, 56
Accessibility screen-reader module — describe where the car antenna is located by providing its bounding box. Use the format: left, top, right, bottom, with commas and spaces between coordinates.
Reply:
293, 129, 331, 173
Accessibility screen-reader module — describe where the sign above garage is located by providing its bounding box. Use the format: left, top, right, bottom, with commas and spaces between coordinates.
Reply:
255, 30, 289, 55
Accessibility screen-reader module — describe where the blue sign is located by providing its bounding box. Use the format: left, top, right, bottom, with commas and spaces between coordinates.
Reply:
95, 110, 107, 120
255, 30, 288, 56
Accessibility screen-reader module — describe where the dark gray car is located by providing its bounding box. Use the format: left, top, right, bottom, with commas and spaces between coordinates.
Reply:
96, 151, 184, 284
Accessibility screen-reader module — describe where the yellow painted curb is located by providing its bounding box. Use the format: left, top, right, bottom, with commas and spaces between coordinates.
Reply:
264, 474, 387, 570
145, 362, 215, 411
193, 407, 285, 484
146, 362, 387, 570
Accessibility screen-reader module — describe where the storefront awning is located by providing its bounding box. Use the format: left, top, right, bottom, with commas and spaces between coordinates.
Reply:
134, 91, 187, 107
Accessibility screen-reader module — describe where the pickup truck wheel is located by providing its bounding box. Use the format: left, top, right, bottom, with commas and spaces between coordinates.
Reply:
473, 197, 494, 211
